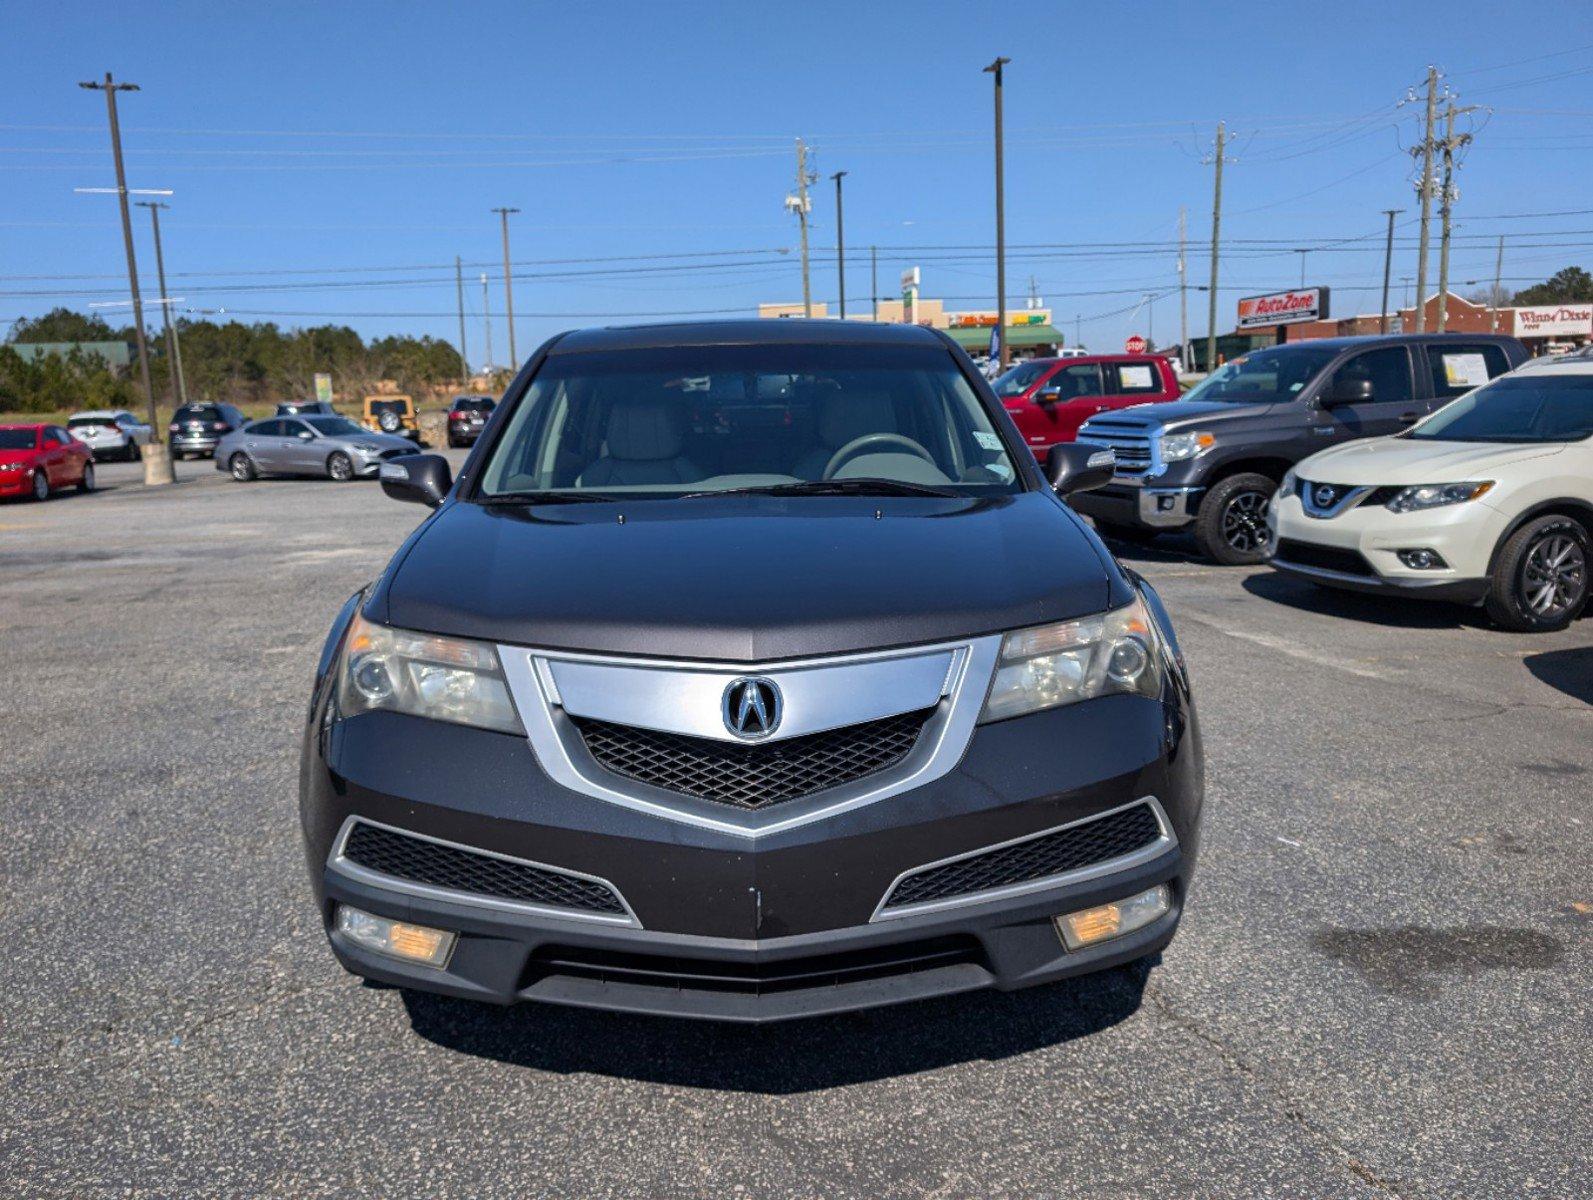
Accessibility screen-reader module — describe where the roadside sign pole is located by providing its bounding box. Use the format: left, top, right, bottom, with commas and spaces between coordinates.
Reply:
984, 57, 1012, 371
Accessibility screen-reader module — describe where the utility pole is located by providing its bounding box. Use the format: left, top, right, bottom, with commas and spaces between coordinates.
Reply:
491, 207, 520, 366
135, 200, 186, 408
1204, 121, 1227, 375
480, 273, 493, 375
984, 57, 1012, 370
1075, 313, 1082, 348
1178, 206, 1188, 365
830, 171, 848, 318
1294, 249, 1309, 288
870, 245, 878, 320
1379, 208, 1403, 333
784, 140, 815, 317
455, 255, 469, 386
1435, 98, 1476, 333
1490, 235, 1505, 332
80, 73, 171, 485
1411, 66, 1440, 332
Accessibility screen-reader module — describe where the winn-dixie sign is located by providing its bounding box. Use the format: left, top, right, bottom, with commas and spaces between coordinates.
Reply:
1513, 304, 1593, 338
1236, 287, 1329, 330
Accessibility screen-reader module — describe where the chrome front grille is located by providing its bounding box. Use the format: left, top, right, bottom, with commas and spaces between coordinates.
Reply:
1077, 421, 1156, 477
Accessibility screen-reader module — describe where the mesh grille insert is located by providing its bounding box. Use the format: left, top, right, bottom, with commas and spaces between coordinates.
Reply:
341, 822, 626, 915
1275, 538, 1376, 578
883, 803, 1164, 910
571, 708, 934, 810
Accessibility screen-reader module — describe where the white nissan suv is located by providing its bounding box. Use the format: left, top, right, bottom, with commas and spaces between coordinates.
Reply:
1268, 357, 1592, 631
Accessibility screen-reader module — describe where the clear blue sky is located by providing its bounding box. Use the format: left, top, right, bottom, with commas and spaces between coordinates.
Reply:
4, 0, 1592, 363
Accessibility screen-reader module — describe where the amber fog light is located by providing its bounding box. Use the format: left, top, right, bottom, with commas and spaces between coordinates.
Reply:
336, 905, 456, 967
1055, 885, 1171, 950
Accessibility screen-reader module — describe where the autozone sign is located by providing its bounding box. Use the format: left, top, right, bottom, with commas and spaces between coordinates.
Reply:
1512, 304, 1593, 338
1236, 287, 1330, 329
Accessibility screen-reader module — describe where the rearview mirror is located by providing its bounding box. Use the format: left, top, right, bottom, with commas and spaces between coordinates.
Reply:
1323, 377, 1374, 406
379, 453, 453, 508
1047, 443, 1117, 496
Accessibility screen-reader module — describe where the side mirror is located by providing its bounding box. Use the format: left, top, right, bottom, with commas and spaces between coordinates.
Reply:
380, 453, 453, 508
1047, 443, 1117, 496
1324, 377, 1374, 406
298, 429, 315, 440
1036, 388, 1062, 405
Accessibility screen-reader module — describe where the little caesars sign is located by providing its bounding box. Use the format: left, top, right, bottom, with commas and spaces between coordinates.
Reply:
1236, 287, 1330, 330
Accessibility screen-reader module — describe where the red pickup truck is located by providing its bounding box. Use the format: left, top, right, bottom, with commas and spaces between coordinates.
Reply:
991, 353, 1182, 459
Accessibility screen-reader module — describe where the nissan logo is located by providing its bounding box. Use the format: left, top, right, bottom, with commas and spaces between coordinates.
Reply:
723, 677, 781, 739
1314, 484, 1338, 508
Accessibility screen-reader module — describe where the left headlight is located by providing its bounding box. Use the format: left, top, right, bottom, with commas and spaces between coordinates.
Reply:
336, 612, 521, 733
1159, 430, 1215, 462
980, 595, 1163, 723
1384, 481, 1494, 513
353, 443, 382, 453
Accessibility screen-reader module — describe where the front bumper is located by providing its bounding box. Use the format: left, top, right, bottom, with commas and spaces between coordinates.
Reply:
0, 470, 35, 496
301, 650, 1203, 1021
1267, 490, 1505, 603
1068, 481, 1205, 530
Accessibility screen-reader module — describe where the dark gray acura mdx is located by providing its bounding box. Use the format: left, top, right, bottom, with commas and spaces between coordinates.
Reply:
300, 320, 1204, 1022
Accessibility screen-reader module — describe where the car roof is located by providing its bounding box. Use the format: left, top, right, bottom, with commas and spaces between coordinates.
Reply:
70, 409, 124, 417
1020, 353, 1165, 366
1265, 333, 1520, 351
548, 318, 947, 356
0, 422, 47, 430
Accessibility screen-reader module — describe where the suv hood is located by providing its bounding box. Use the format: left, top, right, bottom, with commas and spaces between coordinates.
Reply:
1294, 436, 1564, 486
378, 492, 1123, 662
1085, 397, 1275, 432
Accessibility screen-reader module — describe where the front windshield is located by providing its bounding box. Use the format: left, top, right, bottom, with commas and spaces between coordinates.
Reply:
368, 400, 409, 415
1181, 346, 1337, 404
477, 343, 1021, 499
1409, 374, 1593, 443
0, 429, 37, 450
992, 360, 1053, 397
305, 416, 365, 436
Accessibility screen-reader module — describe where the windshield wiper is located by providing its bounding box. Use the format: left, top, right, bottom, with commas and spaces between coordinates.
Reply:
682, 478, 962, 500
477, 490, 618, 505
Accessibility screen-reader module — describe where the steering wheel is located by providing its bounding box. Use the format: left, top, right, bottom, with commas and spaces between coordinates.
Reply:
822, 433, 936, 479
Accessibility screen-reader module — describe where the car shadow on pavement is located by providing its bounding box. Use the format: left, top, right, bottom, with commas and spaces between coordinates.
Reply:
398, 959, 1152, 1091
1239, 571, 1487, 630
1523, 647, 1593, 705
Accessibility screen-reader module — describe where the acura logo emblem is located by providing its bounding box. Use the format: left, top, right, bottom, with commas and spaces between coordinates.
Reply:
723, 677, 781, 739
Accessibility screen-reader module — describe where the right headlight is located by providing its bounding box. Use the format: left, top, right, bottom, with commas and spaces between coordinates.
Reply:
335, 612, 521, 733
980, 595, 1163, 723
1159, 430, 1215, 462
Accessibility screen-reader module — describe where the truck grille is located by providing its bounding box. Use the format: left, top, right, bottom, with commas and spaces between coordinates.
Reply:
340, 821, 627, 915
880, 802, 1166, 911
571, 708, 934, 810
1077, 419, 1155, 476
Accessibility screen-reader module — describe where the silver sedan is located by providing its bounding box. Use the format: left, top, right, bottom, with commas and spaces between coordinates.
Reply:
216, 415, 419, 483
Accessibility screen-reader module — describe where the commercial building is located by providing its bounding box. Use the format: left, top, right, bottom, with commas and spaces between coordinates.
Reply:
757, 299, 1069, 358
1283, 292, 1591, 354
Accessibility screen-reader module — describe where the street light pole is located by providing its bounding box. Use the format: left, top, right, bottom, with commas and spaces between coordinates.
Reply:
984, 57, 1012, 370
80, 72, 172, 485
492, 207, 520, 367
135, 200, 186, 408
831, 171, 848, 319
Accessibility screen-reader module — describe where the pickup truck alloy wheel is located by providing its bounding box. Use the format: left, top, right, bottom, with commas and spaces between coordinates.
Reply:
1488, 516, 1589, 632
1195, 472, 1276, 565
327, 452, 354, 482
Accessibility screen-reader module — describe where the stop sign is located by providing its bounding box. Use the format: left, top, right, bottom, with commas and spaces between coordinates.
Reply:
1125, 334, 1147, 354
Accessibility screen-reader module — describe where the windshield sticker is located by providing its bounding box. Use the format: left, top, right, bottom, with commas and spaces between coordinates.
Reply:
1118, 364, 1154, 390
1442, 353, 1490, 388
974, 431, 1003, 451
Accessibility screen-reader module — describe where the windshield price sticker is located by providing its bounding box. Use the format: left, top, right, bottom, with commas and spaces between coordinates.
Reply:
1118, 365, 1154, 390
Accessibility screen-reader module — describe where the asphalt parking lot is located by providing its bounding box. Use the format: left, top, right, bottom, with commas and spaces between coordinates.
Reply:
2, 454, 1588, 1199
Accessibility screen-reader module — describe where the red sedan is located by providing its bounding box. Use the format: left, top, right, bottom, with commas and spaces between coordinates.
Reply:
0, 423, 96, 502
